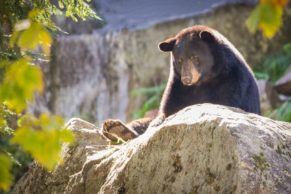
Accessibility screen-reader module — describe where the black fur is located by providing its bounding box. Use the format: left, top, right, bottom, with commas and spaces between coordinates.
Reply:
159, 25, 260, 116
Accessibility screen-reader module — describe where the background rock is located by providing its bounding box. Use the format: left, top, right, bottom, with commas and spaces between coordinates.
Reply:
28, 1, 291, 124
257, 80, 281, 113
13, 104, 291, 194
275, 67, 291, 96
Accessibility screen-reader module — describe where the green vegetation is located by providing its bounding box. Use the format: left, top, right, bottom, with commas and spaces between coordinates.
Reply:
0, 0, 98, 191
131, 84, 166, 118
247, 0, 291, 122
270, 101, 291, 122
254, 42, 291, 122
254, 43, 291, 82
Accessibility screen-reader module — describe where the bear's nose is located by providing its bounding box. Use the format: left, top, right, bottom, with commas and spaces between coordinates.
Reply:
181, 76, 192, 85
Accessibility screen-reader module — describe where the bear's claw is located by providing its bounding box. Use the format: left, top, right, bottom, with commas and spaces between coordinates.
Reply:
101, 119, 138, 142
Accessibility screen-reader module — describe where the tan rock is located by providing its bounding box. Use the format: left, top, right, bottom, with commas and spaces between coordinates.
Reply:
12, 104, 291, 194
257, 80, 281, 113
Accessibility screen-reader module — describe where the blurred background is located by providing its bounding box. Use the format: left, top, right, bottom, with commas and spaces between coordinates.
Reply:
0, 0, 291, 192
30, 0, 291, 124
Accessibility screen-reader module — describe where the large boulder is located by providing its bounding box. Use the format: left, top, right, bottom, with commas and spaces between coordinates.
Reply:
13, 104, 291, 194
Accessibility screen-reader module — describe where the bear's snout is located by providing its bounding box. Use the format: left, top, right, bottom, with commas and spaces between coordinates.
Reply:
181, 76, 192, 85
181, 61, 200, 86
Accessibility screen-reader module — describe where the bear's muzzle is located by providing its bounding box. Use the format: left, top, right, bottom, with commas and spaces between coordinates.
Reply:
181, 61, 200, 86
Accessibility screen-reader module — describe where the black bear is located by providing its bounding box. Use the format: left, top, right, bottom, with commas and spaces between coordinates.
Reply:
102, 25, 261, 141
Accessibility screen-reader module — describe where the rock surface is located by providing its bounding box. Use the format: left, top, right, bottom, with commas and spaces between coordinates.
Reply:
13, 104, 291, 194
257, 80, 281, 113
275, 68, 291, 96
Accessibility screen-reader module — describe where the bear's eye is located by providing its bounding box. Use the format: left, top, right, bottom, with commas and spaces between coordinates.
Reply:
190, 56, 199, 63
190, 56, 195, 59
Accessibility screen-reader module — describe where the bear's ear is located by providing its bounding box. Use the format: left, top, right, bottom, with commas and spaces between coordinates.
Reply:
158, 38, 176, 52
199, 31, 215, 42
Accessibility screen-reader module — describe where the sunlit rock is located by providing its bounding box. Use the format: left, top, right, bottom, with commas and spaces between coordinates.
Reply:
13, 104, 291, 194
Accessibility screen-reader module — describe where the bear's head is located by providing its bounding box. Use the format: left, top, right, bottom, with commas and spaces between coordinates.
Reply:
159, 26, 218, 86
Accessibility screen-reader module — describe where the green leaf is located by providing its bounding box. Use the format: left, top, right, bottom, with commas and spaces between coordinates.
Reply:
283, 43, 291, 53
11, 114, 75, 170
133, 95, 160, 118
256, 47, 291, 82
9, 31, 20, 48
277, 102, 291, 122
254, 71, 269, 80
58, 1, 65, 9
61, 0, 101, 21
0, 154, 13, 191
0, 116, 8, 133
132, 84, 165, 118
0, 104, 14, 135
246, 5, 262, 33
0, 58, 43, 113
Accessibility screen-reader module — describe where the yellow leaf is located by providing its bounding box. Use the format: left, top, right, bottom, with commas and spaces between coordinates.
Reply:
16, 21, 52, 55
11, 114, 75, 170
38, 29, 52, 56
0, 154, 13, 191
10, 9, 52, 54
17, 23, 42, 51
0, 60, 11, 68
28, 9, 42, 19
260, 0, 289, 7
259, 4, 283, 38
0, 58, 43, 113
246, 0, 287, 39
